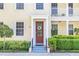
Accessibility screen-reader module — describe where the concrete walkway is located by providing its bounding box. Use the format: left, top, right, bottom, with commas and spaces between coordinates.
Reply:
0, 53, 79, 56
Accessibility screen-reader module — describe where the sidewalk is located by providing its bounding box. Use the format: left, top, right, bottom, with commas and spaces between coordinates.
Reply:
0, 53, 79, 56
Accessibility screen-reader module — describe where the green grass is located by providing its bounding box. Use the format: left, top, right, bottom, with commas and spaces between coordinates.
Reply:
0, 50, 28, 53
57, 50, 79, 53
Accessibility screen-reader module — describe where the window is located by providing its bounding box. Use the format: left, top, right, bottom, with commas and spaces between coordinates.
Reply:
16, 3, 24, 9
0, 22, 3, 25
36, 3, 43, 10
51, 3, 58, 16
68, 3, 73, 16
51, 24, 58, 36
0, 3, 4, 9
16, 22, 24, 36
69, 3, 73, 8
69, 24, 73, 35
51, 3, 57, 8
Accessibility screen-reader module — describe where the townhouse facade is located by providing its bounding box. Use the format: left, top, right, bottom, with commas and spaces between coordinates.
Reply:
0, 3, 79, 47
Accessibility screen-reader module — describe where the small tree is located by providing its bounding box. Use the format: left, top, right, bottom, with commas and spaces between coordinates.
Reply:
74, 28, 79, 35
0, 24, 13, 50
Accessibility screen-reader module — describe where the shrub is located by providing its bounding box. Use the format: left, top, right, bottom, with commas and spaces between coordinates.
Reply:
56, 39, 73, 50
53, 35, 79, 39
0, 40, 30, 52
73, 39, 79, 50
0, 41, 3, 50
48, 35, 79, 52
48, 38, 56, 52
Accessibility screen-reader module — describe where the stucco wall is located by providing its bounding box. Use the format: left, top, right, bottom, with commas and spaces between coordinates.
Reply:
0, 3, 34, 41
0, 3, 79, 41
0, 3, 50, 41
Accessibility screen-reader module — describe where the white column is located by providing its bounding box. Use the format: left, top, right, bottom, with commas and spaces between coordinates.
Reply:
66, 20, 69, 35
66, 3, 68, 16
31, 17, 33, 46
46, 17, 48, 47
31, 17, 34, 46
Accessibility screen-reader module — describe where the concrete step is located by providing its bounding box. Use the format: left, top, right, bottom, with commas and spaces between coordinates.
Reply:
32, 46, 47, 53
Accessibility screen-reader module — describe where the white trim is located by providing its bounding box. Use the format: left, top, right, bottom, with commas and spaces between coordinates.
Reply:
66, 20, 69, 35
31, 15, 48, 46
46, 16, 48, 47
66, 3, 68, 16
51, 17, 79, 21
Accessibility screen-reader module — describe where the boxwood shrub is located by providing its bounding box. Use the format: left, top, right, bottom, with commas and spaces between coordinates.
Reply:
0, 40, 30, 52
48, 35, 79, 52
72, 39, 79, 50
48, 38, 56, 52
56, 39, 73, 50
53, 35, 79, 39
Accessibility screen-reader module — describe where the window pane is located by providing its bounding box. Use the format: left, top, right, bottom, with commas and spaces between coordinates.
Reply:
69, 24, 73, 35
0, 22, 3, 25
51, 8, 58, 16
16, 3, 24, 9
69, 30, 73, 35
16, 22, 24, 28
68, 3, 73, 8
68, 9, 73, 16
36, 3, 43, 9
0, 3, 3, 9
16, 29, 24, 36
51, 3, 57, 8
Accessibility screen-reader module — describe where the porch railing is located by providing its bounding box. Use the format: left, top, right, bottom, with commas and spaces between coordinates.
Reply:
31, 38, 33, 49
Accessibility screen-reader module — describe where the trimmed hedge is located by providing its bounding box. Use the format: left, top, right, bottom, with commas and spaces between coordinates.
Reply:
0, 40, 30, 52
53, 35, 79, 39
48, 38, 56, 52
56, 39, 73, 50
48, 35, 79, 52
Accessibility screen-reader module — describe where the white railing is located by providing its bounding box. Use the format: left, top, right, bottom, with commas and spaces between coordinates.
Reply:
46, 38, 50, 53
29, 38, 33, 53
51, 8, 79, 17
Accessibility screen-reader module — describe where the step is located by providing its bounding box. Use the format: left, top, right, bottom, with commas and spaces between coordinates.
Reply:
33, 47, 46, 49
32, 50, 47, 53
32, 46, 47, 53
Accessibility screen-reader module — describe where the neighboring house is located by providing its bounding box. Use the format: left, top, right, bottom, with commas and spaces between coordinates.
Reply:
0, 3, 79, 52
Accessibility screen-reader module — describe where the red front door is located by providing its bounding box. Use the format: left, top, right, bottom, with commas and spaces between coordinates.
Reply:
36, 21, 44, 45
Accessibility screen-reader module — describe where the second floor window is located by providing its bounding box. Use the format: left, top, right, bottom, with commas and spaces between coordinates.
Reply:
36, 3, 43, 10
0, 3, 4, 9
16, 3, 24, 9
51, 3, 58, 16
68, 3, 73, 16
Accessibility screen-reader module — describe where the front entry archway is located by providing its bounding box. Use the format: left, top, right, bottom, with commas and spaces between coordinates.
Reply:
36, 21, 44, 45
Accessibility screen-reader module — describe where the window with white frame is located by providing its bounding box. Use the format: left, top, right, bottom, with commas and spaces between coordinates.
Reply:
0, 3, 4, 9
36, 3, 44, 10
68, 3, 73, 16
51, 3, 58, 16
51, 24, 58, 36
69, 24, 73, 35
16, 22, 24, 36
16, 3, 24, 9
